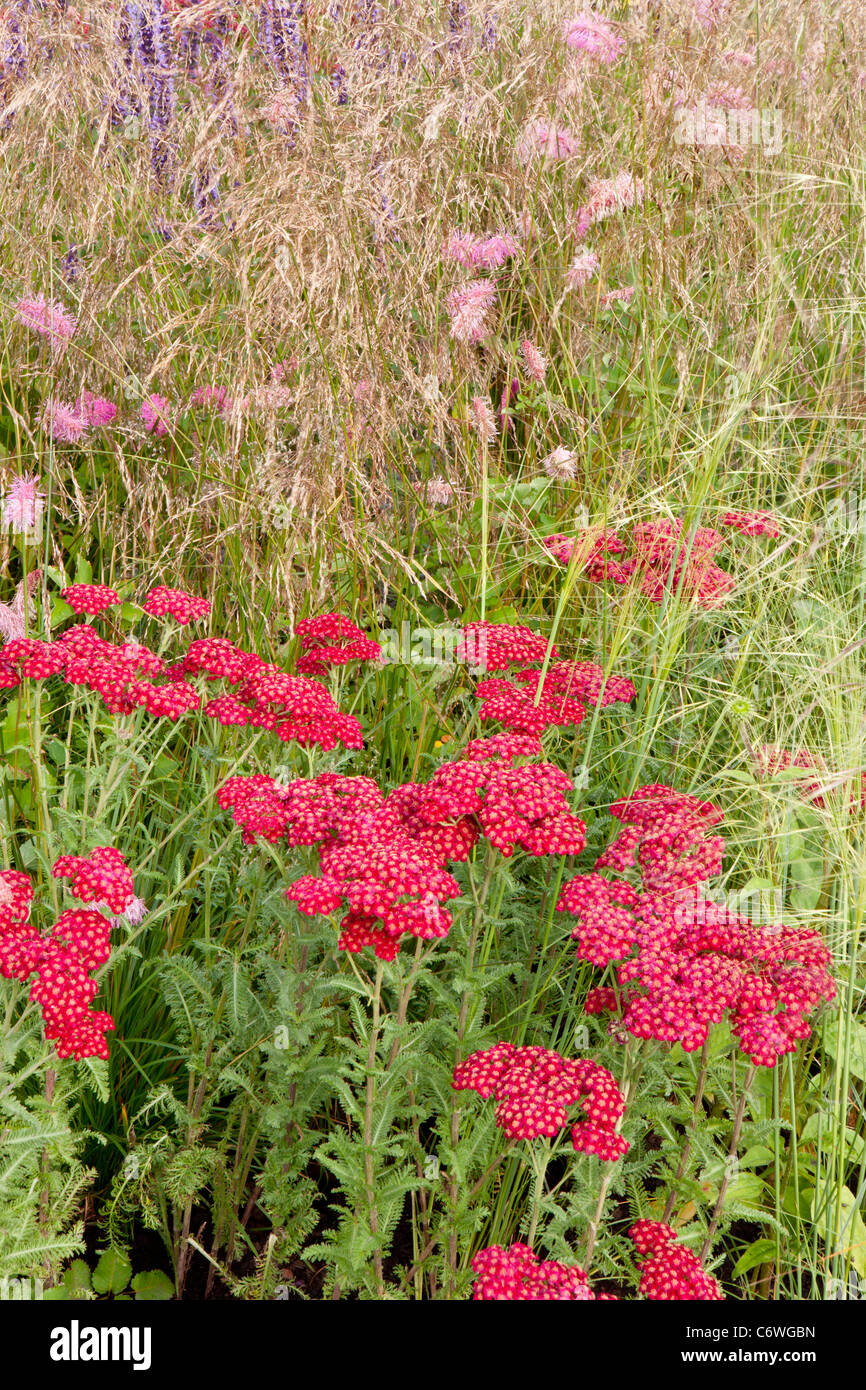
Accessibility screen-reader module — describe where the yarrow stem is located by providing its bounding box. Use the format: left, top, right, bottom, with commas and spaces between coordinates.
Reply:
700, 1063, 757, 1260
364, 959, 386, 1298
526, 1138, 553, 1246
584, 1037, 638, 1266
448, 844, 498, 1290
662, 1039, 711, 1224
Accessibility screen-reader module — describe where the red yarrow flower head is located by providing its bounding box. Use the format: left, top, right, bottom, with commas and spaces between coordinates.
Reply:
295, 613, 381, 675
61, 584, 121, 616
471, 1243, 602, 1300
558, 783, 835, 1064
720, 509, 780, 537
143, 585, 211, 624
457, 622, 557, 674
52, 846, 135, 914
453, 1042, 628, 1158
629, 1221, 724, 1300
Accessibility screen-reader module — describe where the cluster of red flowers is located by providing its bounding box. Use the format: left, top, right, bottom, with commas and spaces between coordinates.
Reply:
53, 846, 135, 912
629, 1221, 724, 1300
61, 583, 121, 616
407, 738, 586, 858
543, 529, 627, 579
0, 848, 134, 1059
452, 1042, 628, 1159
720, 510, 780, 537
544, 514, 779, 607
475, 658, 635, 736
219, 770, 461, 960
142, 586, 211, 624
196, 647, 363, 750
457, 621, 556, 672
557, 785, 836, 1065
295, 613, 382, 676
219, 735, 586, 958
0, 598, 364, 752
629, 521, 734, 606
470, 1243, 606, 1300
754, 745, 866, 813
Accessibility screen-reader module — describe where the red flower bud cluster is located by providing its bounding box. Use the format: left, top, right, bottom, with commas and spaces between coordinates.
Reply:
0, 602, 364, 753
630, 521, 734, 606
475, 659, 635, 735
219, 772, 462, 961
753, 745, 866, 814
417, 746, 586, 857
60, 584, 121, 615
629, 1221, 724, 1300
457, 622, 557, 672
544, 513, 779, 607
53, 846, 135, 913
0, 851, 133, 1059
143, 586, 211, 624
0, 638, 66, 680
470, 1243, 605, 1300
720, 510, 780, 537
57, 625, 200, 720
557, 785, 836, 1064
542, 530, 629, 582
202, 658, 363, 750
219, 736, 585, 957
295, 613, 382, 675
452, 1042, 628, 1158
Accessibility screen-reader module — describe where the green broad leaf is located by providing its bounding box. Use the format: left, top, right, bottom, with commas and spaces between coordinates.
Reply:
121, 602, 143, 622
737, 876, 776, 894
821, 1017, 866, 1080
739, 1144, 776, 1170
73, 556, 93, 585
50, 598, 76, 628
732, 1238, 777, 1278
484, 605, 520, 625
46, 738, 68, 765
0, 698, 32, 756
62, 1259, 93, 1297
798, 1115, 865, 1169
92, 1248, 132, 1296
789, 856, 823, 882
722, 1173, 765, 1210
131, 1269, 175, 1301
811, 1187, 866, 1279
